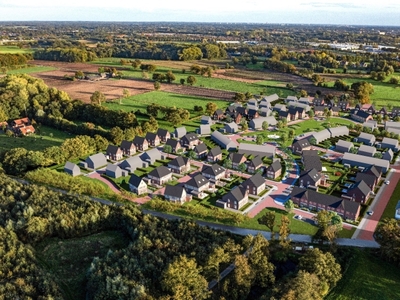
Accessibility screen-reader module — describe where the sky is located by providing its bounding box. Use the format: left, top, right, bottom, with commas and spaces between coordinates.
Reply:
0, 0, 400, 26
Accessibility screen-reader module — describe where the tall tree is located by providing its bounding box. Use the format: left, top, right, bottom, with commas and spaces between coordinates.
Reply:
259, 211, 276, 239
205, 102, 217, 116
90, 91, 106, 106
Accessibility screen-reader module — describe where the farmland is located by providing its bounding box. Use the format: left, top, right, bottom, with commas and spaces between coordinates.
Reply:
0, 45, 34, 54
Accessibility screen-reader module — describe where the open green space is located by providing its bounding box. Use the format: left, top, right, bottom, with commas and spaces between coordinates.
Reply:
0, 125, 74, 152
326, 249, 400, 300
35, 230, 130, 300
380, 179, 400, 221
6, 65, 57, 74
0, 45, 34, 54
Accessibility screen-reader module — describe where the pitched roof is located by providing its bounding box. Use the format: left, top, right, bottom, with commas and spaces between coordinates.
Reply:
145, 132, 159, 141
174, 126, 187, 138
342, 153, 389, 172
208, 146, 222, 157
86, 153, 107, 166
64, 161, 79, 172
241, 173, 265, 188
290, 187, 360, 215
185, 174, 209, 188
202, 164, 226, 176
358, 132, 375, 143
349, 180, 371, 196
352, 109, 371, 119
300, 168, 322, 182
303, 156, 322, 172
249, 116, 277, 128
194, 143, 208, 154
164, 185, 186, 198
328, 126, 349, 137
211, 131, 237, 150
181, 133, 198, 143
120, 140, 135, 150
229, 153, 246, 164
249, 156, 263, 167
382, 137, 399, 147
140, 148, 162, 162
355, 173, 377, 187
157, 128, 170, 137
168, 156, 189, 168
268, 159, 282, 172
133, 136, 147, 145
336, 139, 354, 150
106, 144, 121, 155
165, 139, 181, 148
222, 186, 248, 202
106, 163, 122, 173
148, 166, 171, 178
199, 124, 211, 134
302, 150, 319, 157
363, 165, 382, 178
358, 145, 376, 156
224, 122, 239, 131
129, 174, 145, 187
262, 94, 279, 102
119, 156, 143, 170
292, 139, 311, 150
238, 143, 276, 158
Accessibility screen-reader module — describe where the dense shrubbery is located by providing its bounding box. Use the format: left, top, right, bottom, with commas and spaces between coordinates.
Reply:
33, 47, 97, 62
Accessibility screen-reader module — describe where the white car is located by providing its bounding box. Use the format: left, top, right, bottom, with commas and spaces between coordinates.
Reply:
385, 181, 390, 185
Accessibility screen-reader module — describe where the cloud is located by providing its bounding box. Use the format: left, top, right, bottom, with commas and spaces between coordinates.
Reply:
301, 2, 362, 9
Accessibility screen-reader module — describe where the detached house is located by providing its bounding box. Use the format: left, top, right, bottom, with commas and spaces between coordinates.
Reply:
180, 133, 200, 149
184, 174, 210, 196
207, 147, 223, 163
145, 132, 160, 147
266, 159, 282, 179
241, 173, 266, 195
120, 140, 136, 156
335, 140, 354, 153
105, 164, 127, 179
106, 145, 123, 161
119, 156, 145, 172
129, 174, 148, 195
229, 153, 247, 169
224, 122, 239, 134
358, 145, 376, 157
202, 164, 226, 182
168, 156, 190, 174
174, 127, 187, 139
85, 153, 107, 169
156, 128, 171, 143
217, 186, 249, 210
292, 139, 311, 155
247, 156, 263, 173
148, 166, 172, 185
194, 143, 208, 159
213, 109, 224, 121
381, 137, 399, 151
164, 139, 182, 153
357, 132, 376, 146
299, 168, 322, 188
64, 161, 80, 177
133, 136, 149, 151
11, 117, 35, 136
164, 185, 187, 204
351, 109, 373, 123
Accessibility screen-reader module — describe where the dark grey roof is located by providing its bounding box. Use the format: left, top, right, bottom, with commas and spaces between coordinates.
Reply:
194, 143, 208, 154
120, 140, 135, 150
208, 146, 222, 157
342, 153, 389, 172
202, 164, 226, 176
352, 109, 371, 119
129, 174, 145, 187
268, 159, 282, 172
165, 185, 185, 198
168, 156, 189, 168
106, 145, 121, 155
222, 186, 247, 202
363, 165, 382, 178
355, 173, 376, 187
279, 110, 289, 117
249, 156, 263, 167
292, 139, 311, 150
214, 109, 224, 116
303, 156, 322, 172
314, 105, 325, 112
148, 166, 171, 178
248, 109, 258, 117
349, 180, 371, 196
236, 107, 247, 115
241, 173, 265, 188
181, 133, 198, 144
133, 136, 146, 145
290, 187, 360, 215
165, 139, 181, 148
185, 174, 209, 188
145, 132, 159, 141
229, 153, 246, 164
157, 128, 170, 137
300, 168, 322, 182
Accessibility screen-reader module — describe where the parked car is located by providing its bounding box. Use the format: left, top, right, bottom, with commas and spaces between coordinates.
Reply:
367, 211, 374, 216
385, 180, 390, 185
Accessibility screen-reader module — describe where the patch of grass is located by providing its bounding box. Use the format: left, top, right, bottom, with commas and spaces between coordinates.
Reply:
0, 125, 74, 152
7, 66, 57, 74
380, 179, 400, 221
326, 248, 400, 300
0, 45, 34, 54
35, 231, 130, 300
338, 227, 356, 238
241, 207, 319, 235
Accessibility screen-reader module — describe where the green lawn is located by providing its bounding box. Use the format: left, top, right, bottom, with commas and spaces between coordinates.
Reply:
0, 45, 34, 54
326, 249, 400, 300
0, 125, 74, 152
35, 231, 130, 300
7, 66, 57, 74
380, 179, 400, 221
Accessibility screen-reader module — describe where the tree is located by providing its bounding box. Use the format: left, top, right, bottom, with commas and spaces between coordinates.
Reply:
205, 246, 230, 283
154, 81, 161, 91
109, 126, 124, 145
323, 140, 332, 150
205, 102, 217, 116
180, 78, 185, 85
308, 109, 315, 118
187, 150, 197, 160
180, 46, 203, 61
75, 70, 84, 79
262, 121, 269, 131
90, 91, 106, 106
187, 75, 196, 86
165, 70, 176, 83
238, 163, 247, 173
284, 200, 294, 213
281, 271, 323, 300
233, 255, 253, 298
161, 255, 210, 300
233, 92, 246, 102
259, 211, 276, 239
279, 215, 291, 249
351, 81, 374, 104
288, 129, 295, 139
375, 218, 400, 265
256, 135, 264, 145
309, 137, 317, 145
163, 144, 173, 154
223, 158, 233, 169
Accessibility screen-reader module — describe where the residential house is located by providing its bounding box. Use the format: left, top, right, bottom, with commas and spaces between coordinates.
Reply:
273, 104, 287, 112
363, 165, 382, 185
355, 172, 377, 191
229, 153, 247, 169
106, 145, 123, 161
119, 156, 145, 172
194, 143, 208, 159
238, 143, 276, 159
64, 161, 80, 177
129, 174, 148, 195
247, 109, 259, 120
366, 105, 376, 114
249, 116, 277, 129
299, 168, 322, 188
241, 173, 266, 195
362, 120, 378, 130
247, 99, 258, 108
356, 132, 376, 146
105, 164, 127, 179
213, 109, 224, 121
314, 106, 326, 116
338, 100, 350, 111
328, 126, 349, 138
140, 148, 162, 164
207, 147, 223, 163
383, 149, 394, 162
351, 109, 373, 123
278, 110, 291, 122
180, 133, 200, 149
10, 117, 35, 136
164, 185, 187, 204
341, 153, 389, 173
236, 107, 248, 118
302, 150, 322, 172
156, 128, 171, 143
168, 156, 190, 174
335, 140, 354, 153
174, 127, 187, 139
287, 107, 299, 121
290, 187, 360, 221
313, 98, 324, 106
262, 94, 279, 103
381, 137, 399, 151
198, 124, 211, 135
120, 140, 136, 156
266, 159, 282, 179
184, 174, 210, 196
292, 139, 311, 155
259, 107, 272, 117
164, 139, 182, 153
358, 145, 376, 157
201, 116, 212, 125
259, 100, 271, 109
298, 97, 311, 105
148, 166, 172, 185
224, 122, 239, 134
202, 164, 226, 182
309, 129, 331, 144
85, 153, 107, 169
145, 132, 160, 147
133, 136, 149, 151
344, 180, 371, 204
331, 106, 340, 116
210, 131, 237, 151
247, 156, 263, 173
217, 186, 249, 210
286, 96, 298, 103
379, 107, 388, 116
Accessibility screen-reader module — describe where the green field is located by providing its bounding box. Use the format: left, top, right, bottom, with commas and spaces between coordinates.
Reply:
0, 45, 34, 54
327, 249, 400, 300
35, 231, 130, 300
380, 179, 400, 221
0, 125, 74, 152
6, 66, 57, 74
